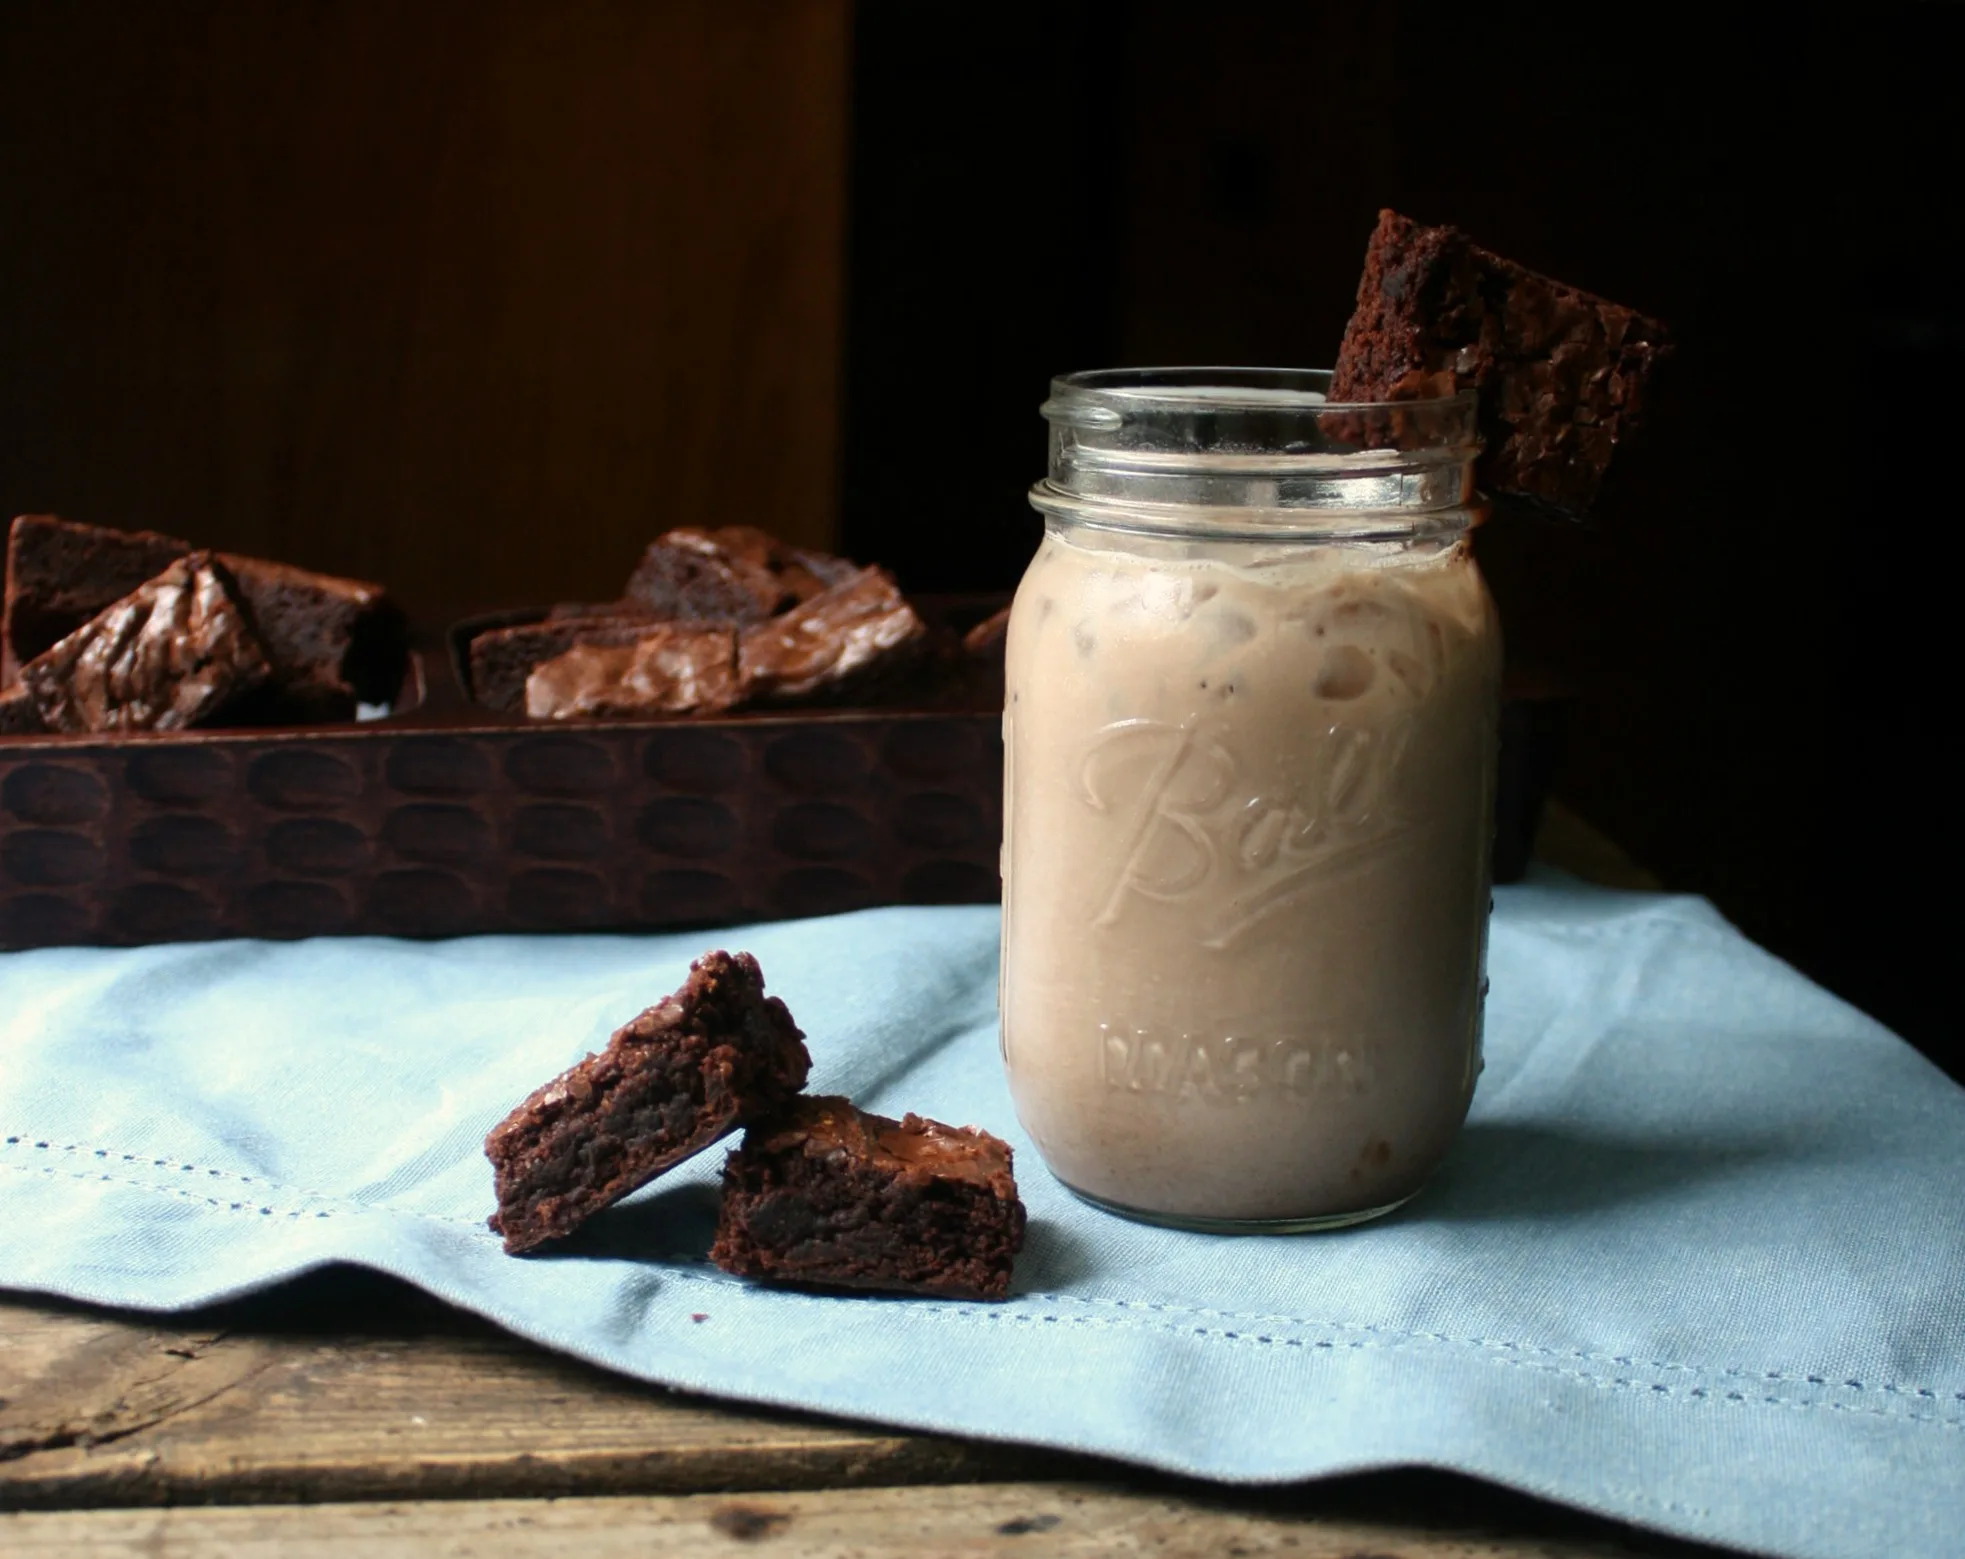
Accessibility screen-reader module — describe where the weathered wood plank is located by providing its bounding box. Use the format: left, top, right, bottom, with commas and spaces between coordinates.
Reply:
0, 1483, 1708, 1558
0, 1284, 1048, 1510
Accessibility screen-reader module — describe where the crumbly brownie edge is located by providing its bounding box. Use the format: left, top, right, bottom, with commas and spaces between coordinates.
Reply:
20, 552, 276, 734
467, 617, 667, 713
623, 533, 781, 623
487, 1041, 750, 1253
488, 1025, 807, 1252
3, 514, 193, 673
221, 555, 409, 706
1328, 209, 1466, 403
485, 951, 810, 1253
1329, 209, 1671, 516
710, 1101, 1025, 1300
712, 1157, 1025, 1300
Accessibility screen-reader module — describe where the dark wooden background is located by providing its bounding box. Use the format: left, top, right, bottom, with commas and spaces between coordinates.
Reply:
0, 0, 847, 607
841, 3, 1960, 1080
0, 2, 1955, 1078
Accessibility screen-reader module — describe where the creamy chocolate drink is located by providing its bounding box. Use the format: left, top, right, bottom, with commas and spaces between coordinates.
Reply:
1001, 368, 1498, 1228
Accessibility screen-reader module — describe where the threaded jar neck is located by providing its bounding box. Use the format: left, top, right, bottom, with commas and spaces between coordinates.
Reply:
1031, 367, 1481, 542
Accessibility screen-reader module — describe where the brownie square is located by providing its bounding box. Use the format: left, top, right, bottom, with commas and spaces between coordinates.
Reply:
737, 566, 929, 704
1330, 209, 1670, 516
524, 624, 743, 719
222, 556, 409, 714
467, 616, 662, 713
486, 950, 811, 1254
1, 515, 407, 716
711, 1096, 1026, 1300
624, 526, 856, 623
2, 514, 189, 679
20, 552, 273, 733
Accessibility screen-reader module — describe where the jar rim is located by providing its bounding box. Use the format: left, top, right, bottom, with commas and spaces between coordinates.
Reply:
1042, 365, 1478, 422
1034, 365, 1480, 534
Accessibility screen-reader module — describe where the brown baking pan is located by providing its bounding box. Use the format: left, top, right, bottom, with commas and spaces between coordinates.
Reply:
0, 602, 1564, 951
0, 600, 1005, 950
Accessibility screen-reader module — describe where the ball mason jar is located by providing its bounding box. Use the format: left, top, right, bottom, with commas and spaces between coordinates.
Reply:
1000, 367, 1500, 1231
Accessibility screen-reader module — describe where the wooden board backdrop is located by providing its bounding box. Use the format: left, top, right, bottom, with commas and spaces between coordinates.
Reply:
0, 0, 848, 610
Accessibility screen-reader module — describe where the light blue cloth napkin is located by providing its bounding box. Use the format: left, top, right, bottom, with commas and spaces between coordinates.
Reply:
1, 878, 1959, 1559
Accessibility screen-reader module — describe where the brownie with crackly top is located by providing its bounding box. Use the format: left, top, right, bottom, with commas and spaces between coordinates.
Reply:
19, 552, 273, 733
468, 616, 666, 713
711, 1095, 1026, 1300
525, 624, 743, 719
485, 950, 811, 1255
1329, 209, 1670, 516
625, 526, 857, 623
737, 565, 929, 704
2, 514, 408, 716
2, 515, 188, 681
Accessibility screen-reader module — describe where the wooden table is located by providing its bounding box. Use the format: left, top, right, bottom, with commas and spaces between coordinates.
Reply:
1, 804, 1705, 1558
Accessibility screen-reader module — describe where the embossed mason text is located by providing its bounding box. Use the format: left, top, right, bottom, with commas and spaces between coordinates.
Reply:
1098, 1024, 1376, 1102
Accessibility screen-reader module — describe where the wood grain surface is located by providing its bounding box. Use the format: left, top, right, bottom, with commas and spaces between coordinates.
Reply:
0, 1288, 1043, 1511
0, 1483, 1706, 1558
0, 1, 848, 609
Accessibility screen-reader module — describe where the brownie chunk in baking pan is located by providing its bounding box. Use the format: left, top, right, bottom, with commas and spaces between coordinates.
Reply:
2, 514, 189, 679
525, 624, 743, 720
19, 552, 273, 733
625, 526, 857, 624
0, 681, 44, 734
223, 555, 409, 715
2, 514, 408, 716
468, 616, 666, 714
711, 1095, 1027, 1300
1329, 209, 1670, 517
737, 566, 929, 703
486, 950, 812, 1255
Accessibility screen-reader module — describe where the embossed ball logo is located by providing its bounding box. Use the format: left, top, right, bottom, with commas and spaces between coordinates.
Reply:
1078, 712, 1422, 949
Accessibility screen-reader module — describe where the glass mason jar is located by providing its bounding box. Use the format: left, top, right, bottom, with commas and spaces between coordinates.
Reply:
1000, 367, 1499, 1231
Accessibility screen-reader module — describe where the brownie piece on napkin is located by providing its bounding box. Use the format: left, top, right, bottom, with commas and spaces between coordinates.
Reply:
737, 566, 929, 704
20, 552, 273, 733
524, 624, 743, 719
625, 526, 856, 624
486, 950, 811, 1254
1330, 209, 1670, 516
711, 1096, 1026, 1300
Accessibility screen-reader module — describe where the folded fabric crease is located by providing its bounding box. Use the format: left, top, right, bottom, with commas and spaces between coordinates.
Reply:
2, 879, 1960, 1559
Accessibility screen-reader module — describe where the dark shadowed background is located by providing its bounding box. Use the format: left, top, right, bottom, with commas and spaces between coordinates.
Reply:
0, 2, 1956, 1078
